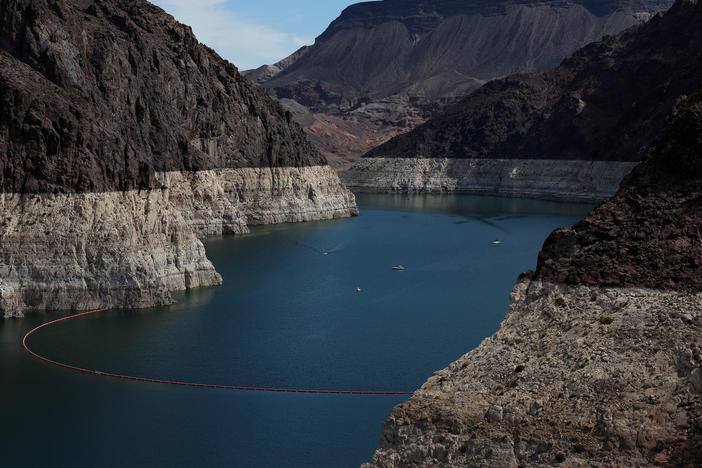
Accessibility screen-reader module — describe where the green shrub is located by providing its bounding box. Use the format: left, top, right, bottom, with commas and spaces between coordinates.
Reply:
514, 364, 525, 373
555, 297, 566, 307
555, 453, 566, 463
600, 316, 613, 325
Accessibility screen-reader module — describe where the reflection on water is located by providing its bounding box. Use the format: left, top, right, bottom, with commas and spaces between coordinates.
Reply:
170, 285, 219, 312
1, 194, 593, 468
356, 193, 594, 217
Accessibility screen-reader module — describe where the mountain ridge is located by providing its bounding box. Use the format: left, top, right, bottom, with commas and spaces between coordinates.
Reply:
362, 0, 702, 162
247, 0, 672, 166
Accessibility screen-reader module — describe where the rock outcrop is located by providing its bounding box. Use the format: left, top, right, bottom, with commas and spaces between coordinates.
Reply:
345, 0, 702, 200
246, 0, 671, 167
0, 0, 357, 317
366, 279, 702, 467
364, 45, 702, 468
343, 158, 638, 202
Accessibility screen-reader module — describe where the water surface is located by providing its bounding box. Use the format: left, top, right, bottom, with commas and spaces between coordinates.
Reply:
0, 194, 591, 467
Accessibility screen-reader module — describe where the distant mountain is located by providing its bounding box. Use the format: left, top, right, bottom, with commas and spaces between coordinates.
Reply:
343, 0, 702, 201
245, 0, 672, 167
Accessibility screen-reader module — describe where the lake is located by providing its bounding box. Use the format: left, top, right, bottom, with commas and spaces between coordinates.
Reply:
0, 194, 591, 467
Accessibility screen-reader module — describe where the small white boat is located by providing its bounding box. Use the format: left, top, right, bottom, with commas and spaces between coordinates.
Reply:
392, 265, 405, 270
492, 239, 502, 245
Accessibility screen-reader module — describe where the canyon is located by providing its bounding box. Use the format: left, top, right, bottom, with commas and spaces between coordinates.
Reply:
364, 28, 702, 466
0, 0, 357, 317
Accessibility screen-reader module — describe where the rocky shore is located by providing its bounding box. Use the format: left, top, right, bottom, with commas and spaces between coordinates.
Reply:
365, 279, 701, 467
342, 158, 637, 203
364, 35, 702, 468
1, 166, 356, 318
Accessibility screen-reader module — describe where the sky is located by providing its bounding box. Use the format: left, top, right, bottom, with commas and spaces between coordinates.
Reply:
150, 0, 370, 70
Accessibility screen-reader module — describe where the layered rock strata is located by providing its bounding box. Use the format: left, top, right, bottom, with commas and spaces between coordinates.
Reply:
365, 43, 702, 468
0, 188, 220, 317
347, 0, 702, 197
342, 158, 638, 202
1, 166, 356, 318
0, 0, 357, 317
247, 0, 671, 165
160, 166, 357, 237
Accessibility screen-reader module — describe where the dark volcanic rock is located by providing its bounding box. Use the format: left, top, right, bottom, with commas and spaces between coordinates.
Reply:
0, 0, 324, 193
248, 0, 671, 164
536, 85, 702, 291
366, 0, 702, 162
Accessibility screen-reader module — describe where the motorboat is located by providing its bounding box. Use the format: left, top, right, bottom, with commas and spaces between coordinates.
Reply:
392, 265, 405, 270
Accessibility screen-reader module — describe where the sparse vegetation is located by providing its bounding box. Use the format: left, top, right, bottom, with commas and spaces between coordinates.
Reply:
508, 380, 518, 388
600, 316, 614, 325
555, 297, 566, 307
555, 452, 566, 463
515, 364, 525, 373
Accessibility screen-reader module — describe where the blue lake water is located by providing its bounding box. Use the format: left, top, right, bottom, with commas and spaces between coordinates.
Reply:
0, 194, 591, 467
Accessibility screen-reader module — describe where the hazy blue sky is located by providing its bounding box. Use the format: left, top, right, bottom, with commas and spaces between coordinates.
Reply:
150, 0, 370, 70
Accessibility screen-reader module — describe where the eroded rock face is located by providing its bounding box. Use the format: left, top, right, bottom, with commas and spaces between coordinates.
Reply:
1, 166, 358, 318
246, 0, 671, 165
364, 12, 702, 466
365, 279, 702, 467
536, 87, 702, 291
341, 158, 638, 202
0, 0, 358, 317
0, 187, 221, 318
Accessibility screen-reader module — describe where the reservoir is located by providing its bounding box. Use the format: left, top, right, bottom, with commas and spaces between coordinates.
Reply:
0, 194, 591, 467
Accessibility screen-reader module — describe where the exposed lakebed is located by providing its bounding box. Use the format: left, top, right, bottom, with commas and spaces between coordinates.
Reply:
1, 194, 591, 467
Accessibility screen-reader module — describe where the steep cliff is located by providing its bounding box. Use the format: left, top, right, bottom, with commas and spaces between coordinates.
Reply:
345, 0, 702, 200
0, 0, 357, 317
364, 70, 702, 467
247, 0, 672, 166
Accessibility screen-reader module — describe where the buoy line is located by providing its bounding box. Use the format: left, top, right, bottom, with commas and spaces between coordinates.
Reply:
23, 308, 415, 396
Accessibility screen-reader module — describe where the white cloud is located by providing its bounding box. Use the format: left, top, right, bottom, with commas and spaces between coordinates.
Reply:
151, 0, 313, 70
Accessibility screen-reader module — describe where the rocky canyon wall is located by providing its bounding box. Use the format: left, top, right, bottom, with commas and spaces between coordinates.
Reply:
0, 0, 357, 317
364, 27, 702, 466
1, 166, 356, 318
342, 158, 638, 203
